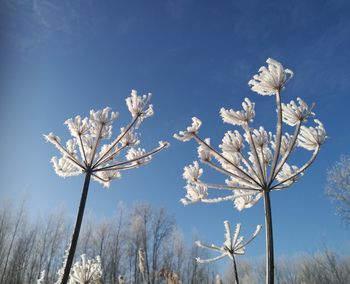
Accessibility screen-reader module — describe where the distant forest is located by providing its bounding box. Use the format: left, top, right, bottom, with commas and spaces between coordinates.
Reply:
0, 201, 349, 284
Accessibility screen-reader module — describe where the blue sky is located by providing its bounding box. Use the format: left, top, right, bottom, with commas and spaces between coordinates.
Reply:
1, 0, 350, 263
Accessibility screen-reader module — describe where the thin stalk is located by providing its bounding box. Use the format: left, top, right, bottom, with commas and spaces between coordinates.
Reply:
78, 134, 88, 167
240, 153, 260, 183
232, 255, 240, 284
268, 91, 282, 185
200, 182, 260, 191
95, 143, 167, 171
263, 190, 274, 284
243, 125, 265, 186
61, 171, 92, 284
200, 196, 236, 203
271, 146, 319, 190
260, 146, 267, 179
93, 115, 140, 169
52, 139, 84, 169
66, 155, 85, 170
269, 122, 301, 185
99, 163, 139, 172
89, 124, 104, 166
96, 145, 127, 167
194, 134, 262, 187
204, 160, 260, 189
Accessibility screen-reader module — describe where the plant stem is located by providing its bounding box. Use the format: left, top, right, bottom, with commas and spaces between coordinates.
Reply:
232, 255, 240, 284
61, 171, 92, 284
263, 190, 274, 284
268, 91, 282, 185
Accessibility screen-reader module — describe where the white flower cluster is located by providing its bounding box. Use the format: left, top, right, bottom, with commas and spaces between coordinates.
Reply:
45, 90, 169, 188
126, 90, 153, 128
248, 58, 294, 96
69, 254, 102, 284
282, 97, 314, 126
175, 58, 326, 209
298, 119, 326, 151
220, 98, 255, 126
174, 117, 202, 142
37, 270, 45, 284
195, 221, 261, 263
53, 253, 102, 284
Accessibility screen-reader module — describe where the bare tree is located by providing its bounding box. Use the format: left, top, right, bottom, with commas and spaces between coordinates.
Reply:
223, 252, 350, 284
150, 208, 175, 284
105, 208, 126, 284
0, 200, 218, 283
0, 200, 26, 284
0, 202, 12, 272
326, 155, 350, 224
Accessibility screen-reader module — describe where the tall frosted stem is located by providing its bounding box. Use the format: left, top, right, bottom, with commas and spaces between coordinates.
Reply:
61, 171, 92, 284
263, 190, 274, 284
232, 255, 240, 284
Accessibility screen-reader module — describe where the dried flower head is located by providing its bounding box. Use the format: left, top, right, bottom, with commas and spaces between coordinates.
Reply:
37, 270, 45, 284
195, 221, 261, 263
69, 254, 102, 284
298, 119, 326, 151
174, 117, 202, 142
220, 98, 255, 126
138, 248, 146, 277
248, 58, 294, 96
158, 268, 182, 284
174, 58, 325, 209
118, 275, 125, 284
282, 97, 315, 126
45, 90, 169, 188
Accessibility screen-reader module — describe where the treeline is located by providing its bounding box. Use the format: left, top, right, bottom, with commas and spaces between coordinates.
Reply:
0, 201, 217, 284
1, 200, 349, 284
224, 251, 350, 284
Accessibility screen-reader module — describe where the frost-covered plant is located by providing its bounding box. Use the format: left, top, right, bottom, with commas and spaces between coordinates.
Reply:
174, 58, 326, 284
118, 275, 125, 284
45, 90, 169, 284
37, 270, 45, 284
196, 221, 261, 284
215, 274, 223, 284
54, 253, 102, 284
138, 248, 146, 283
158, 268, 182, 284
69, 254, 102, 284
